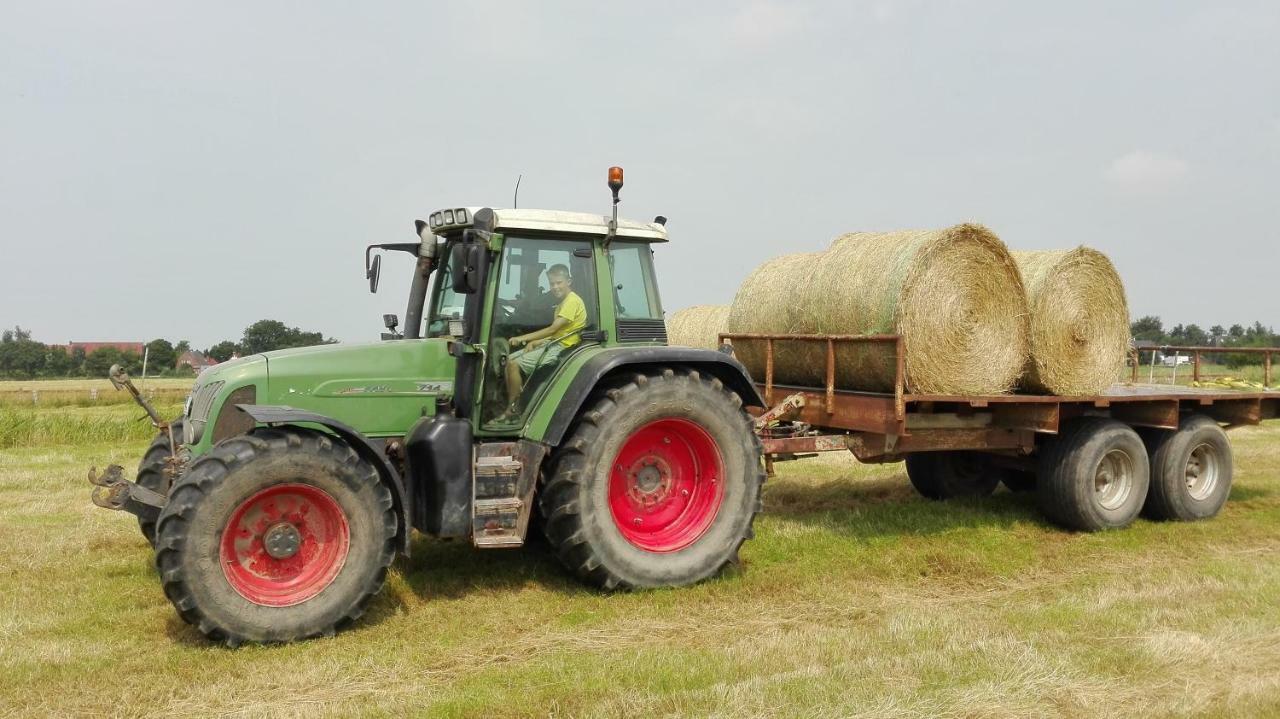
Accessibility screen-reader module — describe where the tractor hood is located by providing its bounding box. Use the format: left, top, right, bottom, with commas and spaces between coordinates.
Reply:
256, 339, 457, 437
261, 339, 455, 404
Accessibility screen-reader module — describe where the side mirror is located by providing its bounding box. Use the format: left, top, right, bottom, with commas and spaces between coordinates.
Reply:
449, 242, 483, 294
366, 254, 382, 294
383, 314, 399, 331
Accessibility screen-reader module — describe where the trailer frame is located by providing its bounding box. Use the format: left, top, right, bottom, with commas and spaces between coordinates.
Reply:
720, 333, 1280, 465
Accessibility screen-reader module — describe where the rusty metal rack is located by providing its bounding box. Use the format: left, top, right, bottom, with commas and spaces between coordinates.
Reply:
720, 332, 1280, 464
1128, 344, 1278, 386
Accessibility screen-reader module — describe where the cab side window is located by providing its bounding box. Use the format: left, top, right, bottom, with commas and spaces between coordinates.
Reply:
609, 243, 662, 319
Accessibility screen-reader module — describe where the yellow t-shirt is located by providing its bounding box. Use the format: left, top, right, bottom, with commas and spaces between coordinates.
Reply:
555, 291, 588, 348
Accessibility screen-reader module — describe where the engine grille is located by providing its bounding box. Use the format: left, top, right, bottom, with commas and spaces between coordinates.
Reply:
185, 380, 224, 444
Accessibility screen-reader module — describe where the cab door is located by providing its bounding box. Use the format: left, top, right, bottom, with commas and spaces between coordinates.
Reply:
477, 235, 600, 430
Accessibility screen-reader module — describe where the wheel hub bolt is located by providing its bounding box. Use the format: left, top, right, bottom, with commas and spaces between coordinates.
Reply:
262, 522, 303, 559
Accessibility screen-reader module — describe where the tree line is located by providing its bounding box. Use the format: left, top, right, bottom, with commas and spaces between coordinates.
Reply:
0, 320, 335, 380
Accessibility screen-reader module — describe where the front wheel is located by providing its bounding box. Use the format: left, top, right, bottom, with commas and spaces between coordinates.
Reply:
539, 369, 764, 590
154, 428, 396, 645
135, 418, 184, 546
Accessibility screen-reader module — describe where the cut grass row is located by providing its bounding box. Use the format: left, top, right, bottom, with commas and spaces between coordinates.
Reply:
0, 402, 184, 449
0, 407, 1278, 716
0, 378, 191, 409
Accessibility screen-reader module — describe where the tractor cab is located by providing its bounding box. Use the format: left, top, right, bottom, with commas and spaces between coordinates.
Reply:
363, 169, 670, 433
422, 206, 669, 429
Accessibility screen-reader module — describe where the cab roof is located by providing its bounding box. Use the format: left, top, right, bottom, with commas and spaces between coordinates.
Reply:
427, 207, 667, 242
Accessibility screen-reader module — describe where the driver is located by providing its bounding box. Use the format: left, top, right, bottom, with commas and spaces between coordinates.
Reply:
502, 264, 587, 417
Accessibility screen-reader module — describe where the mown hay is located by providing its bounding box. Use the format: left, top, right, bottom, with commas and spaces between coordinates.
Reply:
666, 305, 731, 350
728, 225, 1030, 394
1012, 248, 1130, 395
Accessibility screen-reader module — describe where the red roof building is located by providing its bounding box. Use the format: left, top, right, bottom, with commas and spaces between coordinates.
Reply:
61, 341, 146, 355
177, 350, 219, 373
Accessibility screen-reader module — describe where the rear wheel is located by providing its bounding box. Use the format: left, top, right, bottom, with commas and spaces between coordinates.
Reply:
135, 418, 184, 546
539, 369, 764, 590
1144, 415, 1232, 521
1037, 417, 1149, 531
905, 452, 1003, 500
1002, 470, 1037, 493
154, 427, 396, 645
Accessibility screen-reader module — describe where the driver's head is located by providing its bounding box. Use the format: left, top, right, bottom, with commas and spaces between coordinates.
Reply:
547, 264, 572, 300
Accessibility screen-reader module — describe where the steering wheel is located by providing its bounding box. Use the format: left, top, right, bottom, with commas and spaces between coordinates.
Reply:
489, 337, 511, 378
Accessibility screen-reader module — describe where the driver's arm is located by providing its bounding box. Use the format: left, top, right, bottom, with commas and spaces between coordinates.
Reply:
512, 317, 570, 348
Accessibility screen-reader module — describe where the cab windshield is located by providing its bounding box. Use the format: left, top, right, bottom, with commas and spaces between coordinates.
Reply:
426, 245, 466, 338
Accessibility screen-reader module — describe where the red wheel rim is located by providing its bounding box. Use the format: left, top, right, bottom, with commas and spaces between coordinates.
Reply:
608, 418, 725, 552
219, 483, 350, 607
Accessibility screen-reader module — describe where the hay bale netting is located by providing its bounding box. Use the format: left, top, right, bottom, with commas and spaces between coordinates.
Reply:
1012, 248, 1130, 395
729, 225, 1030, 394
666, 305, 731, 350
725, 252, 828, 387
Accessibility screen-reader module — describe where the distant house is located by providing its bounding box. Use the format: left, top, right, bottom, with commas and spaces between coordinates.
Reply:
62, 341, 146, 355
176, 350, 219, 374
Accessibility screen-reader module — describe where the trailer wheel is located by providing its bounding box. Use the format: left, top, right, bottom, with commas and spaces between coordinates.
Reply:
905, 452, 1003, 500
135, 418, 184, 546
1037, 417, 1149, 531
154, 427, 396, 645
1144, 415, 1232, 521
539, 369, 764, 590
1001, 470, 1037, 493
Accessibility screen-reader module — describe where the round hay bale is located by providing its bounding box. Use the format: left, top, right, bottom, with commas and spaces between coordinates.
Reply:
728, 225, 1030, 395
666, 305, 731, 350
1012, 248, 1130, 395
725, 252, 827, 387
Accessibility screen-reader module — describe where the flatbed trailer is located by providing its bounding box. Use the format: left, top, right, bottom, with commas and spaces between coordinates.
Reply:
724, 332, 1280, 531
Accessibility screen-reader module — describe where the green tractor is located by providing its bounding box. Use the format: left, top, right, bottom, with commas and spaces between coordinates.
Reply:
90, 168, 766, 645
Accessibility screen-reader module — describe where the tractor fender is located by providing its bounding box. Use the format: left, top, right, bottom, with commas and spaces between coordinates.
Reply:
537, 347, 765, 447
237, 405, 412, 556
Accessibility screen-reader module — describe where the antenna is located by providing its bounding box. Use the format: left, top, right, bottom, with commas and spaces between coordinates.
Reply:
513, 174, 522, 209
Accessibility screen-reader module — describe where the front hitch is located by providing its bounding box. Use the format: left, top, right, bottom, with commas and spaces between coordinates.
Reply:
86, 365, 185, 524
108, 364, 169, 432
88, 465, 167, 523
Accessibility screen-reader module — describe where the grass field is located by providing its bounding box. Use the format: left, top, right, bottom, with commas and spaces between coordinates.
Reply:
1125, 362, 1273, 388
0, 377, 193, 408
2, 404, 1279, 717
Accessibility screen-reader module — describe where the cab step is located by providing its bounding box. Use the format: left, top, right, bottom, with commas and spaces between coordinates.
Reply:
473, 453, 524, 547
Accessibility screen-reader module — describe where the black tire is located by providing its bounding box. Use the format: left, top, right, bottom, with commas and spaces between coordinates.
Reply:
539, 369, 764, 590
135, 418, 184, 546
1144, 414, 1232, 521
1037, 417, 1150, 531
1002, 470, 1037, 493
905, 452, 1003, 500
154, 427, 397, 645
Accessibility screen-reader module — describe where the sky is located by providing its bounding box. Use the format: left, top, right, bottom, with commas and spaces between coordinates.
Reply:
2, 1, 1277, 348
